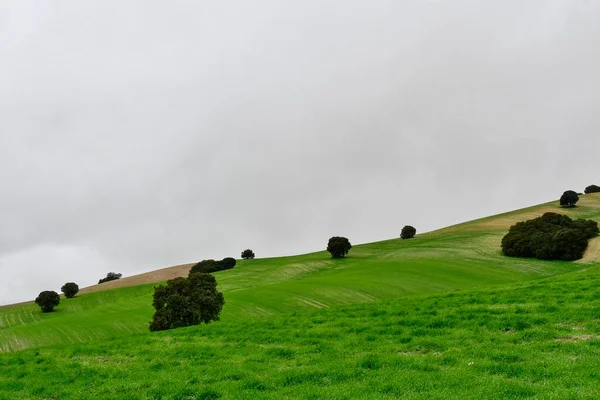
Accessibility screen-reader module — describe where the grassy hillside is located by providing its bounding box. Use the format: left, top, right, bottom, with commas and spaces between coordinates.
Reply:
1, 194, 599, 354
2, 263, 600, 399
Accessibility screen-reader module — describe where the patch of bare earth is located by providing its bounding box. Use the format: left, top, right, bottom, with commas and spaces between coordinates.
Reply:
580, 236, 600, 263
79, 263, 194, 294
555, 334, 600, 342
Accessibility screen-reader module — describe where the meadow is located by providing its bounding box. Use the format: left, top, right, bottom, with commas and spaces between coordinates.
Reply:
1, 264, 600, 399
1, 194, 599, 398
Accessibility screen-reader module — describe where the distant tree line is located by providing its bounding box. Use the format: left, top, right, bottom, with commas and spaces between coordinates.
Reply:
189, 258, 236, 275
98, 272, 122, 284
501, 212, 598, 261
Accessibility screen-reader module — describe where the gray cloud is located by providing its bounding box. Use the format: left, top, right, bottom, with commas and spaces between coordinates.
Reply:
1, 1, 599, 304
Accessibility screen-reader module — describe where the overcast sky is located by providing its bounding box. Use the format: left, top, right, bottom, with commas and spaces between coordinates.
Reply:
1, 1, 599, 305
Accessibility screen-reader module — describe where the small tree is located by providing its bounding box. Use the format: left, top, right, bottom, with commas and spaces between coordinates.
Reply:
61, 282, 79, 299
327, 236, 352, 258
241, 249, 255, 259
585, 185, 600, 194
560, 190, 579, 208
98, 272, 122, 284
149, 273, 225, 332
35, 291, 60, 313
401, 225, 417, 239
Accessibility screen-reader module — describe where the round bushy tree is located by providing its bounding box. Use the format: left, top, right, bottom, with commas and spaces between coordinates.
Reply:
241, 249, 255, 259
61, 282, 79, 299
560, 190, 579, 208
327, 236, 352, 258
584, 185, 600, 194
35, 291, 60, 313
501, 212, 597, 261
149, 273, 225, 332
400, 225, 417, 239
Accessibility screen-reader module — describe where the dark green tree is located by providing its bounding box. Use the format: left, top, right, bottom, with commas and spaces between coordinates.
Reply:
501, 212, 597, 261
219, 257, 236, 270
584, 185, 600, 194
98, 272, 122, 284
189, 259, 218, 274
241, 249, 255, 259
149, 273, 225, 332
189, 257, 237, 276
560, 190, 579, 207
61, 282, 79, 299
35, 291, 60, 313
400, 225, 417, 239
327, 236, 352, 258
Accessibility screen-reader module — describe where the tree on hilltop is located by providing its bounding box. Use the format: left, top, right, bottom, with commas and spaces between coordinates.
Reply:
501, 212, 597, 261
61, 282, 79, 299
327, 236, 352, 258
98, 272, 122, 284
241, 249, 255, 259
560, 190, 579, 208
585, 185, 600, 194
401, 225, 417, 239
35, 291, 60, 313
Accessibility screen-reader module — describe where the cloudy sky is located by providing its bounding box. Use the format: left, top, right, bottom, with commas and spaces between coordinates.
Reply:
1, 1, 599, 305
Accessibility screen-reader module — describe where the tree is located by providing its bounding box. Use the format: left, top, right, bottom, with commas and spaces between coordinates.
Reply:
219, 257, 236, 270
501, 212, 597, 261
189, 258, 237, 276
327, 236, 352, 258
560, 190, 579, 208
190, 259, 218, 274
149, 272, 225, 332
35, 291, 60, 313
400, 225, 417, 239
61, 282, 79, 299
241, 249, 255, 259
98, 272, 122, 284
585, 185, 600, 194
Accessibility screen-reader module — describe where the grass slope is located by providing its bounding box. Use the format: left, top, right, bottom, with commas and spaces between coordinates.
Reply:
1, 194, 599, 353
2, 264, 600, 399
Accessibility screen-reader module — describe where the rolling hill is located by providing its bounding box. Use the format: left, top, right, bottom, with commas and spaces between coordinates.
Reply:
1, 194, 599, 354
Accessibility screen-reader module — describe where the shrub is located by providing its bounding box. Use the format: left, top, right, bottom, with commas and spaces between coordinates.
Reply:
401, 225, 417, 239
35, 291, 60, 313
220, 257, 236, 270
98, 272, 122, 284
189, 258, 236, 276
559, 190, 579, 207
585, 185, 600, 194
61, 282, 79, 299
241, 249, 255, 259
327, 236, 352, 258
501, 212, 598, 261
149, 273, 225, 331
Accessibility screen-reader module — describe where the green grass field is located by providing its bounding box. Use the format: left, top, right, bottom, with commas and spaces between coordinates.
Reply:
2, 263, 600, 399
1, 194, 600, 398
